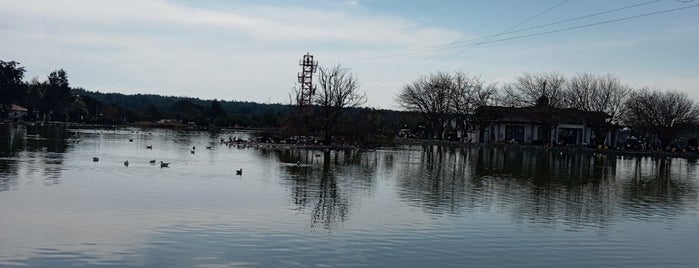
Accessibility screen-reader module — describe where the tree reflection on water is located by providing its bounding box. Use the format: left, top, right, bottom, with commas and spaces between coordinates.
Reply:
267, 148, 377, 230
272, 144, 698, 230
0, 124, 70, 191
620, 157, 699, 219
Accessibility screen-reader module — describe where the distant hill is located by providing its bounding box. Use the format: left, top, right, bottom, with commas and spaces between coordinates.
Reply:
70, 88, 420, 131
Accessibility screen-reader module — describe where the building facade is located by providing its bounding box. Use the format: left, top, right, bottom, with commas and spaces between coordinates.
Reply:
473, 104, 616, 146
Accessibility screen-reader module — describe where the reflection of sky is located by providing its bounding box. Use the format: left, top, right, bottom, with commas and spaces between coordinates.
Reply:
2, 129, 699, 267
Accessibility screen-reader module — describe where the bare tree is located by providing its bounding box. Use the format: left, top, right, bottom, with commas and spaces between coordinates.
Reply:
564, 73, 630, 145
396, 72, 453, 139
450, 73, 496, 138
314, 64, 366, 145
623, 88, 699, 147
498, 72, 566, 107
564, 73, 629, 120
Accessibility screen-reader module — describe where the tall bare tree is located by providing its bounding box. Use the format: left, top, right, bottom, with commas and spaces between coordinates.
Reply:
314, 64, 366, 145
498, 72, 566, 107
396, 72, 453, 139
564, 73, 630, 145
450, 73, 495, 138
623, 88, 699, 147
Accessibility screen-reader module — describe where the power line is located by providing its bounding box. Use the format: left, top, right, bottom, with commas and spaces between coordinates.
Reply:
368, 0, 571, 95
398, 0, 535, 78
364, 2, 699, 101
441, 3, 699, 51
436, 0, 570, 65
345, 1, 528, 60
447, 0, 529, 45
346, 0, 668, 61
451, 0, 664, 46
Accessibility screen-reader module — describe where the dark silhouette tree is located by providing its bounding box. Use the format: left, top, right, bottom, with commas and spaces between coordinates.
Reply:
42, 69, 72, 121
313, 64, 366, 145
563, 73, 630, 145
207, 99, 228, 126
450, 72, 496, 140
623, 88, 699, 147
396, 72, 452, 139
0, 60, 27, 120
498, 72, 566, 108
171, 99, 204, 123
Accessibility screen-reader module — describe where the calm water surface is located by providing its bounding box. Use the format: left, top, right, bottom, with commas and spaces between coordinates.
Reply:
1, 125, 698, 267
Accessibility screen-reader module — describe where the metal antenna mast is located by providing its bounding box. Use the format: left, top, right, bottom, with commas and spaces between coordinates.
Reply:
297, 53, 318, 106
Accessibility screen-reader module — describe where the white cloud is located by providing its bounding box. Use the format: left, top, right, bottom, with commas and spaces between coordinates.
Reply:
0, 0, 464, 106
2, 0, 697, 108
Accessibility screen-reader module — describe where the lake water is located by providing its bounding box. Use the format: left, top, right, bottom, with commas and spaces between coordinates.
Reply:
1, 125, 698, 267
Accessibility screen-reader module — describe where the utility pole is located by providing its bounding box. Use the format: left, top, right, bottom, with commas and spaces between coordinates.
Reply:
297, 53, 318, 106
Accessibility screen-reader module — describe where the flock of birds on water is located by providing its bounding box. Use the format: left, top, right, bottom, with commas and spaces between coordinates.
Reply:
91, 135, 243, 176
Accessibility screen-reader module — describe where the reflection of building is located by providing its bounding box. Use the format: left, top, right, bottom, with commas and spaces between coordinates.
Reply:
474, 100, 616, 146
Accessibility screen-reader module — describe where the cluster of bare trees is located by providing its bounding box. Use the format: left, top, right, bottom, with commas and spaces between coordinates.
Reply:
624, 89, 699, 147
397, 71, 699, 146
396, 72, 496, 139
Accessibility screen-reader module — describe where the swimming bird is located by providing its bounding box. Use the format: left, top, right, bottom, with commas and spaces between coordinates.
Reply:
146, 145, 152, 149
149, 159, 156, 164
160, 161, 170, 168
129, 138, 133, 142
190, 149, 195, 154
206, 146, 213, 150
124, 160, 129, 167
235, 169, 243, 175
93, 157, 99, 162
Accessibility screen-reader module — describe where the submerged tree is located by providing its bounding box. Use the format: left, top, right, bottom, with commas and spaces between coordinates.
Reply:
623, 88, 699, 147
314, 64, 366, 145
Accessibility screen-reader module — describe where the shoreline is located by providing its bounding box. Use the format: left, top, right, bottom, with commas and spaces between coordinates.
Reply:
4, 121, 697, 159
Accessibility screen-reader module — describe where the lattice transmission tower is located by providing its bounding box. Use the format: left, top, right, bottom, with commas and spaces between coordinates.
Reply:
296, 53, 318, 106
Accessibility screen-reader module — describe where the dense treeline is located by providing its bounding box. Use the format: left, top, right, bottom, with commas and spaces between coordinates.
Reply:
73, 88, 291, 128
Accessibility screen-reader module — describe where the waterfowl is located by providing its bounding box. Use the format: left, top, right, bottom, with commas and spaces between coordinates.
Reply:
206, 146, 213, 150
146, 145, 152, 149
149, 159, 156, 164
93, 157, 99, 162
235, 169, 243, 175
124, 160, 129, 167
160, 161, 170, 168
129, 138, 133, 142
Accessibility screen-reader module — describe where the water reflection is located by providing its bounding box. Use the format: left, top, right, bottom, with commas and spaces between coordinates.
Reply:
0, 124, 70, 192
394, 145, 473, 215
620, 157, 698, 219
265, 148, 378, 229
3, 129, 699, 267
260, 144, 699, 230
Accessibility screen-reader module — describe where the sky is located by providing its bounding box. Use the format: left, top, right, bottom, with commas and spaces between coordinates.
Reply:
1, 0, 698, 109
